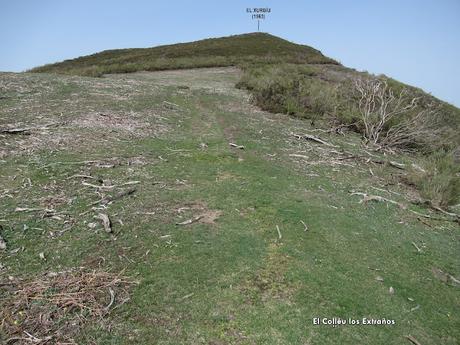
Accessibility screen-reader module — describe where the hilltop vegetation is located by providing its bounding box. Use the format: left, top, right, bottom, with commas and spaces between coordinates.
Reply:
31, 33, 337, 77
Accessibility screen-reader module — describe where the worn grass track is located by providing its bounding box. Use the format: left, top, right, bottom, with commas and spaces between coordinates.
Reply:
0, 68, 459, 344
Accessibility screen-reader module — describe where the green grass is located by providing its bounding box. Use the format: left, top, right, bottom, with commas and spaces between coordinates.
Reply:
0, 68, 459, 344
30, 33, 338, 77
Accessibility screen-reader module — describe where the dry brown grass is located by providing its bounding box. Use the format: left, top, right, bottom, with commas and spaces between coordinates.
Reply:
0, 269, 136, 344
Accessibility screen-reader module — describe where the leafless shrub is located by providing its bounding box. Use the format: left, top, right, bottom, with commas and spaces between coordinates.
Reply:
354, 78, 440, 150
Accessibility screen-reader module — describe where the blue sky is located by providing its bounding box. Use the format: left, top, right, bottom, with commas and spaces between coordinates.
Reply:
1, 0, 459, 106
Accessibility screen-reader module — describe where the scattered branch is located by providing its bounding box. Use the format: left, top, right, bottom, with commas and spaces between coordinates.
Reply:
411, 242, 422, 253
293, 133, 338, 147
94, 213, 112, 233
0, 269, 135, 344
176, 215, 203, 226
276, 225, 282, 240
229, 142, 245, 149
404, 335, 422, 345
300, 220, 308, 232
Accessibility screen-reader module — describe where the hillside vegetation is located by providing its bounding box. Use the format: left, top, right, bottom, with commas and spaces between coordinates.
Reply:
1, 33, 458, 344
1, 67, 459, 344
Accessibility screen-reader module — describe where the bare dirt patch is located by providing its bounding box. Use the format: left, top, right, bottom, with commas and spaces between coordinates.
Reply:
176, 201, 222, 226
72, 111, 148, 133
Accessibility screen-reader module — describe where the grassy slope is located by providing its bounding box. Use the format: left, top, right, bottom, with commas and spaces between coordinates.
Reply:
0, 68, 459, 344
30, 33, 338, 76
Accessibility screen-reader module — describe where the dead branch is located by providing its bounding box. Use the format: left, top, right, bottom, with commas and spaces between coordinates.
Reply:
293, 133, 338, 147
176, 215, 203, 226
354, 78, 441, 150
163, 100, 181, 109
66, 174, 96, 180
1, 123, 60, 135
350, 191, 406, 209
405, 335, 422, 345
90, 187, 137, 206
351, 191, 458, 223
105, 288, 115, 311
276, 225, 282, 239
229, 142, 245, 149
432, 267, 460, 287
0, 269, 135, 344
389, 161, 406, 169
411, 242, 422, 253
301, 220, 308, 231
289, 154, 309, 159
94, 213, 112, 233
82, 180, 140, 190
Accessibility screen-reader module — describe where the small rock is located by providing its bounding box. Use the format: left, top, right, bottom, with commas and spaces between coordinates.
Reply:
389, 286, 395, 294
39, 252, 46, 260
375, 276, 384, 282
87, 222, 97, 229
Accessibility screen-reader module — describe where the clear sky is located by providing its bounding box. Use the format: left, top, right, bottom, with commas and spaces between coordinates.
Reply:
1, 0, 459, 106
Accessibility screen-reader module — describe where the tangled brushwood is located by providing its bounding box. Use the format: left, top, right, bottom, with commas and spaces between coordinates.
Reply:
0, 269, 136, 344
354, 78, 442, 151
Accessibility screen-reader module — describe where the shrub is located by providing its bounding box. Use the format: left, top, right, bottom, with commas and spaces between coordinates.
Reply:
352, 78, 442, 151
406, 150, 460, 207
237, 64, 341, 122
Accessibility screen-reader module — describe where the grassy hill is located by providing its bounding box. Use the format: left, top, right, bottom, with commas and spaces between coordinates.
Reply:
1, 33, 459, 344
1, 67, 459, 344
31, 33, 338, 77
30, 32, 459, 155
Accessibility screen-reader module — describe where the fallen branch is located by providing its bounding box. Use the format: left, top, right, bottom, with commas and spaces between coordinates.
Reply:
276, 225, 282, 240
14, 207, 49, 213
408, 209, 457, 223
411, 242, 422, 253
289, 154, 309, 159
163, 101, 181, 109
105, 288, 115, 311
83, 180, 140, 190
66, 174, 97, 180
229, 143, 244, 150
350, 191, 406, 209
1, 123, 60, 135
176, 215, 203, 226
94, 213, 112, 233
90, 187, 137, 206
293, 133, 338, 147
300, 220, 308, 232
405, 335, 422, 345
389, 161, 406, 169
430, 205, 460, 219
431, 267, 460, 287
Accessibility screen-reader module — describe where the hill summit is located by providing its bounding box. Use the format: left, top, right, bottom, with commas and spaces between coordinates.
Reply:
31, 33, 338, 76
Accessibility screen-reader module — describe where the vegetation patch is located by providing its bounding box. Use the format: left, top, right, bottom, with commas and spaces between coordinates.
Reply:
0, 269, 135, 344
30, 33, 337, 77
